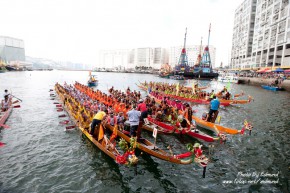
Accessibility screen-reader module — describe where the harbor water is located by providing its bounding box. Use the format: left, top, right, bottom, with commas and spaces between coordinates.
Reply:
0, 71, 289, 193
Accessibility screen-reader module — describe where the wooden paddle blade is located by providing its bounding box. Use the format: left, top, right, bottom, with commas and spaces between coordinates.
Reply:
66, 125, 76, 130
49, 89, 54, 91
59, 120, 69, 124
12, 100, 19, 104
0, 124, 10, 129
53, 102, 60, 104
58, 114, 66, 118
56, 104, 62, 107
57, 109, 63, 112
0, 142, 5, 147
13, 105, 21, 108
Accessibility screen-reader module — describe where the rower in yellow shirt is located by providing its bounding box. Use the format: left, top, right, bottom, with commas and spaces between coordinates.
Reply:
89, 109, 108, 136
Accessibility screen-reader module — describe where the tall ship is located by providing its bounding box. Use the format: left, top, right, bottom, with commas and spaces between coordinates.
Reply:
173, 25, 218, 79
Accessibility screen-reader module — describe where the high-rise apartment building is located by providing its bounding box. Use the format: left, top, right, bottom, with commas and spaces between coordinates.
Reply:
252, 0, 290, 68
231, 0, 257, 69
99, 49, 130, 69
99, 47, 168, 70
231, 0, 290, 69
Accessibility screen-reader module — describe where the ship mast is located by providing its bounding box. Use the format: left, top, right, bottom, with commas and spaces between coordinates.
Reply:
175, 28, 189, 73
183, 27, 187, 49
201, 23, 212, 69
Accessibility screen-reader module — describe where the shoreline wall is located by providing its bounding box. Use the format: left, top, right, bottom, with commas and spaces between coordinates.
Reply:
238, 77, 290, 92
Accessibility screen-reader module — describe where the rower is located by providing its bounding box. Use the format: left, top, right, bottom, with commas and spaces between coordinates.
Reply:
177, 115, 191, 133
3, 89, 9, 99
89, 109, 108, 137
209, 90, 215, 101
1, 95, 11, 112
225, 91, 231, 100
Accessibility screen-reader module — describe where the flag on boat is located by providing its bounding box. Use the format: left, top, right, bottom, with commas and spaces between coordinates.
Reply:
192, 82, 196, 94
98, 124, 104, 141
226, 82, 231, 91
110, 125, 118, 141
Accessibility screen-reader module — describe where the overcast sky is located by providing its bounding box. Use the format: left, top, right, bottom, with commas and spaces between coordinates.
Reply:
1, 0, 243, 67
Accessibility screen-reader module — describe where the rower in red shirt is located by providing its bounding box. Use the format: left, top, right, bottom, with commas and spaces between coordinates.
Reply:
137, 99, 148, 140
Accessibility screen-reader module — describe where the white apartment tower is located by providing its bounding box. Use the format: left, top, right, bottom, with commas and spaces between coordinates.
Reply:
231, 0, 290, 69
99, 47, 167, 70
251, 0, 290, 68
99, 49, 130, 69
231, 0, 257, 69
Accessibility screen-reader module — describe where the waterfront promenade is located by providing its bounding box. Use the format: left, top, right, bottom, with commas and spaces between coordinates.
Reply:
238, 77, 290, 91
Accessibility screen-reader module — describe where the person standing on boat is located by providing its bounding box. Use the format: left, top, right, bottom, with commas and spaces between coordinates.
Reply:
127, 104, 141, 137
136, 99, 148, 139
89, 109, 108, 136
207, 96, 220, 122
183, 103, 193, 124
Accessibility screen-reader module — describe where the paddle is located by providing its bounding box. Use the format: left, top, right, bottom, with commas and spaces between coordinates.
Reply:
0, 124, 10, 129
60, 120, 69, 125
10, 94, 22, 102
0, 142, 5, 147
203, 166, 207, 178
12, 100, 19, 104
59, 114, 66, 118
13, 105, 21, 108
66, 125, 76, 130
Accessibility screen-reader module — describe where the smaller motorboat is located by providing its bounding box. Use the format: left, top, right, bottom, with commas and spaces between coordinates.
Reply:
261, 85, 283, 91
88, 75, 98, 87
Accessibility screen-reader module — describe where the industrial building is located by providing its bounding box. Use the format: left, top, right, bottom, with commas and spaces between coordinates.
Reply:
0, 36, 25, 62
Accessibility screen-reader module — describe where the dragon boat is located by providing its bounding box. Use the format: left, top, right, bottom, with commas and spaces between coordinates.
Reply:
72, 83, 200, 165
148, 93, 241, 135
55, 84, 137, 164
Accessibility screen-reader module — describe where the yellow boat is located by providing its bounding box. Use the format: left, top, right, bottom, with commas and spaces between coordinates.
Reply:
55, 85, 123, 161
192, 115, 241, 135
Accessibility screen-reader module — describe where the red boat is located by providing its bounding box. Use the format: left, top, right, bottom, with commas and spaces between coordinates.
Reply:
143, 116, 219, 143
0, 106, 13, 127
